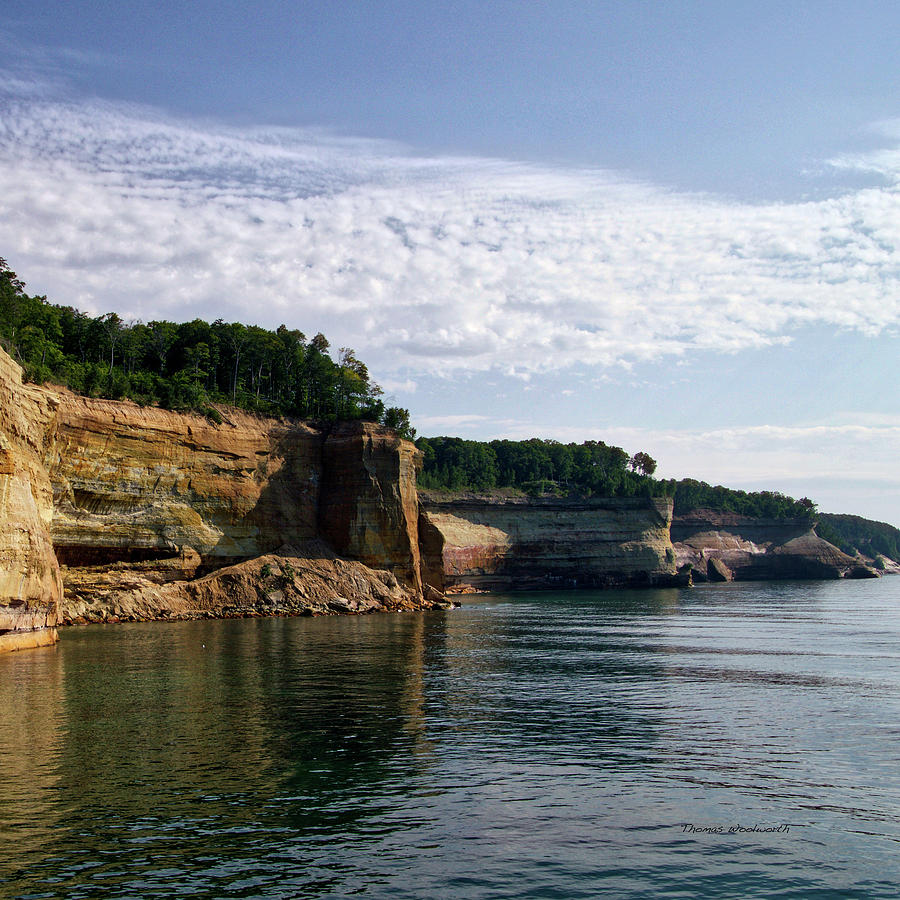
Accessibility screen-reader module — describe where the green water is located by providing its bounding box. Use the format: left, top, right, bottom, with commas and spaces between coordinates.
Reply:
2, 578, 899, 898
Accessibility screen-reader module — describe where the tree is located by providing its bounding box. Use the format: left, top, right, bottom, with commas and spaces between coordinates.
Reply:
148, 321, 178, 375
99, 313, 124, 376
628, 451, 657, 476
383, 406, 416, 440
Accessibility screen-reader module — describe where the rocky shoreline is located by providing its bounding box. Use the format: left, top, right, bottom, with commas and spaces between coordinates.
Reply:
61, 542, 455, 626
0, 344, 888, 653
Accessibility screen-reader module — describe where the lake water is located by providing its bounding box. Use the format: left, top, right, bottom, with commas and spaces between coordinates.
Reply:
2, 578, 899, 899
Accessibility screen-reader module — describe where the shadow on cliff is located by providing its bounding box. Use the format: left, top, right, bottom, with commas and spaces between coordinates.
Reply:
204, 425, 328, 571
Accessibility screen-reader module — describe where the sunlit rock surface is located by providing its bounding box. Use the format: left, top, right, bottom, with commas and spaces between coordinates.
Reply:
418, 494, 677, 591
0, 347, 62, 649
671, 509, 857, 580
47, 392, 323, 567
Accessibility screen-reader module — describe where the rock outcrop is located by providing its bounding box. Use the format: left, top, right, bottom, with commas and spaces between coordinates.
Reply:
0, 348, 62, 651
319, 422, 423, 591
61, 542, 455, 625
44, 408, 433, 629
1, 341, 880, 654
0, 347, 444, 652
418, 494, 678, 591
671, 509, 857, 580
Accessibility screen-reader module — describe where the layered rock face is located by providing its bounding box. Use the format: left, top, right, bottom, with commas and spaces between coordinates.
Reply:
319, 422, 423, 591
1, 353, 437, 650
47, 392, 323, 567
671, 509, 857, 581
0, 348, 62, 651
44, 406, 430, 624
419, 494, 677, 591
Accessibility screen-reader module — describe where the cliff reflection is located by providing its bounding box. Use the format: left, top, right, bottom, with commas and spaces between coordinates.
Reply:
0, 644, 65, 887
0, 591, 680, 897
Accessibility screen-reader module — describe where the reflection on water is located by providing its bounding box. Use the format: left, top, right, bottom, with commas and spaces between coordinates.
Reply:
1, 579, 899, 898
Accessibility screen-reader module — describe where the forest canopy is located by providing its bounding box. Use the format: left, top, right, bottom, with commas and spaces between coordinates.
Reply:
816, 514, 900, 562
0, 257, 414, 436
3, 256, 867, 530
415, 435, 818, 521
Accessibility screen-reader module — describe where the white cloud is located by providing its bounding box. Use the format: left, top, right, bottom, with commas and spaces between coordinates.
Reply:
414, 414, 494, 430
1, 83, 899, 389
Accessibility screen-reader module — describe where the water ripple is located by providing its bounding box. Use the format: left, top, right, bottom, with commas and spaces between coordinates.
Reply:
1, 578, 899, 898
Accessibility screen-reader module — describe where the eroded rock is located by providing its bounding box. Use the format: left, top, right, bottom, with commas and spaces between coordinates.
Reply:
418, 494, 677, 591
672, 509, 857, 580
0, 347, 62, 648
61, 542, 456, 624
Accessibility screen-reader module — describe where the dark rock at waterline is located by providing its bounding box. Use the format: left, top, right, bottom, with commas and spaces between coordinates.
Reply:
845, 565, 879, 580
707, 557, 733, 582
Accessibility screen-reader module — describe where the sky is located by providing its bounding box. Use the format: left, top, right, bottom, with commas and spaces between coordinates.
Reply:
0, 1, 898, 526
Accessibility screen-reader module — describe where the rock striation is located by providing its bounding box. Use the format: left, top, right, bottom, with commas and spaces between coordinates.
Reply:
319, 422, 424, 591
0, 348, 62, 651
418, 493, 678, 591
47, 391, 323, 567
671, 509, 857, 581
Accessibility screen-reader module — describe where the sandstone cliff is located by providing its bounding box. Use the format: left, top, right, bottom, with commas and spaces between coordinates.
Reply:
47, 392, 323, 567
319, 422, 423, 591
0, 348, 62, 651
419, 493, 678, 591
1, 347, 440, 651
671, 509, 858, 581
44, 407, 431, 625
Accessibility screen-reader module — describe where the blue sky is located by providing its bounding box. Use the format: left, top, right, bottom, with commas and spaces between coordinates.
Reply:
1, 1, 898, 525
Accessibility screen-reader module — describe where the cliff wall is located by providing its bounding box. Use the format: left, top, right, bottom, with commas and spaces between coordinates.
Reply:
0, 348, 62, 650
43, 403, 427, 620
47, 391, 323, 567
671, 509, 857, 580
319, 423, 423, 590
418, 494, 677, 591
44, 398, 425, 588
1, 347, 433, 649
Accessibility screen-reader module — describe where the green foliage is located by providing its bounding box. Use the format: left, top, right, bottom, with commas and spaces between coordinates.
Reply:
659, 478, 818, 521
415, 436, 661, 499
279, 562, 297, 588
817, 513, 900, 561
417, 436, 819, 518
0, 257, 414, 435
628, 451, 657, 476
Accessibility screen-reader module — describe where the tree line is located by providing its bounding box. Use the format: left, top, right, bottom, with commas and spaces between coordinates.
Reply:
416, 435, 818, 521
0, 257, 839, 526
817, 513, 900, 563
0, 257, 413, 435
415, 436, 659, 497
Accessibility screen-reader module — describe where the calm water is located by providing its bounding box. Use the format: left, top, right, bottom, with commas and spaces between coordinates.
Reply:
2, 578, 899, 899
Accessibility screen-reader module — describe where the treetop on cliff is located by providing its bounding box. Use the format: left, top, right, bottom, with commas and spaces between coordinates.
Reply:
0, 256, 414, 437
